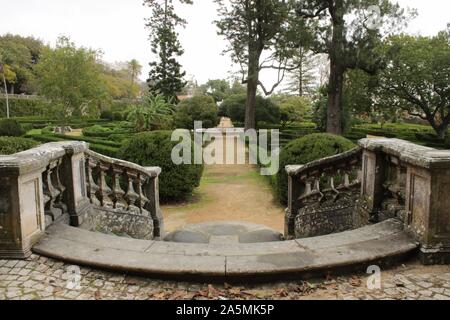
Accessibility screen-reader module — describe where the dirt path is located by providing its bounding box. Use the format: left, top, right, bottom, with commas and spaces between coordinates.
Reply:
161, 118, 285, 233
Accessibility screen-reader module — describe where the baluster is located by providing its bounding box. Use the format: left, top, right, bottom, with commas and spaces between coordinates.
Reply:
43, 161, 62, 222
124, 170, 140, 214
86, 156, 100, 206
137, 174, 150, 216
111, 166, 127, 210
52, 158, 67, 213
343, 172, 350, 187
96, 162, 113, 208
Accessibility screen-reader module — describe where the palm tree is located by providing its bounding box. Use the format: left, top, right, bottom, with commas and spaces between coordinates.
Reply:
128, 59, 142, 87
0, 62, 10, 118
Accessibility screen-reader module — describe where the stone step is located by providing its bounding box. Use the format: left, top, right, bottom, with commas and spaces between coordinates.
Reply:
33, 219, 418, 281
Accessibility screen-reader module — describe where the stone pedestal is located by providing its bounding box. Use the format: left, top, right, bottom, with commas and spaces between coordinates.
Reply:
0, 159, 46, 258
360, 149, 385, 220
359, 138, 450, 264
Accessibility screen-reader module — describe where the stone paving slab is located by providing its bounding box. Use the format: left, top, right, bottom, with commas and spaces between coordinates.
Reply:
33, 219, 418, 280
1, 254, 449, 300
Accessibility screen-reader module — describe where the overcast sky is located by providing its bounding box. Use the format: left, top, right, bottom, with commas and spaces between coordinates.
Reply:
1, 0, 448, 87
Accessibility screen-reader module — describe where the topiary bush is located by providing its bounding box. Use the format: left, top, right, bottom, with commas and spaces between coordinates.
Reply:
220, 94, 281, 125
0, 136, 38, 155
100, 110, 114, 121
0, 119, 25, 136
173, 95, 219, 129
276, 133, 355, 205
118, 131, 204, 202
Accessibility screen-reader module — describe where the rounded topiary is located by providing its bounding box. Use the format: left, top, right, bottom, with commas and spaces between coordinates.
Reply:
0, 137, 38, 155
0, 119, 25, 137
173, 95, 219, 129
277, 133, 355, 205
117, 131, 203, 203
220, 94, 281, 125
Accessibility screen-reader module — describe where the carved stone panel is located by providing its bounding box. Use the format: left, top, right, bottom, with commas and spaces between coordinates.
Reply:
408, 171, 430, 240
20, 178, 42, 238
435, 181, 450, 238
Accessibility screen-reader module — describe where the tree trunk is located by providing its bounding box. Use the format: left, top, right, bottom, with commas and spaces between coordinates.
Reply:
299, 47, 303, 97
435, 123, 448, 141
327, 59, 344, 134
245, 48, 262, 130
326, 0, 345, 135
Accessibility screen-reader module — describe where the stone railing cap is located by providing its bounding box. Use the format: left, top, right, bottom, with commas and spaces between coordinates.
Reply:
0, 141, 88, 176
85, 149, 161, 178
358, 138, 450, 169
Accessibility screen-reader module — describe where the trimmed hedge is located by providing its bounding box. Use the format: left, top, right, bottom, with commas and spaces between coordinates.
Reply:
0, 137, 38, 155
0, 98, 50, 118
118, 131, 204, 202
277, 133, 355, 205
0, 119, 25, 137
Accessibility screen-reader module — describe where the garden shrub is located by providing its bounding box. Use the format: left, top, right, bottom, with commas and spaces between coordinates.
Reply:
118, 131, 204, 202
0, 119, 25, 136
276, 133, 355, 205
0, 137, 38, 155
113, 112, 123, 121
220, 94, 281, 125
0, 98, 50, 118
100, 110, 114, 121
173, 95, 219, 129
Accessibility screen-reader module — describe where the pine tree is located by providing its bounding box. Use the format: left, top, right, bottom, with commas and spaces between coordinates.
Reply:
285, 47, 318, 97
144, 0, 192, 102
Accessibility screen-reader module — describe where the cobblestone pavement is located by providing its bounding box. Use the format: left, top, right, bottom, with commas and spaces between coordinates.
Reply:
1, 255, 450, 300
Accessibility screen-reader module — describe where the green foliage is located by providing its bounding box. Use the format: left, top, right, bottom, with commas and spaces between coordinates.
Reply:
220, 94, 280, 125
201, 79, 231, 102
127, 94, 174, 131
312, 86, 351, 133
378, 29, 450, 139
118, 130, 203, 202
0, 118, 25, 136
33, 36, 108, 117
0, 136, 38, 154
82, 124, 133, 137
277, 133, 355, 204
173, 95, 219, 129
144, 0, 193, 102
0, 34, 44, 94
0, 97, 51, 118
100, 110, 114, 121
270, 94, 311, 126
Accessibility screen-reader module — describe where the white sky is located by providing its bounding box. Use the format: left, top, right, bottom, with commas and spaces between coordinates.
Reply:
0, 0, 448, 86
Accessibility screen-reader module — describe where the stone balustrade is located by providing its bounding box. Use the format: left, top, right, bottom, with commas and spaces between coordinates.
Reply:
82, 149, 163, 240
358, 138, 450, 264
285, 147, 364, 239
286, 137, 450, 264
0, 142, 162, 259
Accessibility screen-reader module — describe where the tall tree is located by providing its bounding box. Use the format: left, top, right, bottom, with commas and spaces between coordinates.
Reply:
296, 0, 412, 134
0, 34, 43, 94
285, 46, 318, 96
128, 59, 142, 88
378, 29, 450, 140
144, 0, 192, 102
215, 0, 302, 130
34, 37, 108, 117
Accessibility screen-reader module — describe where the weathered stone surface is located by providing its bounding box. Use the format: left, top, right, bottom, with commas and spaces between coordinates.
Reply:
164, 221, 283, 244
33, 219, 417, 280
